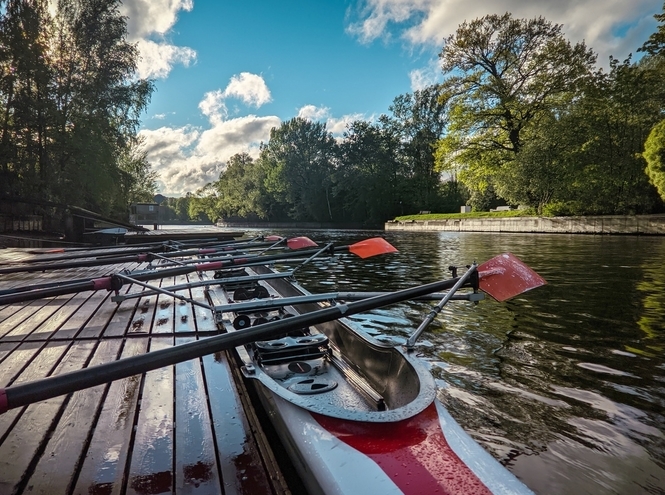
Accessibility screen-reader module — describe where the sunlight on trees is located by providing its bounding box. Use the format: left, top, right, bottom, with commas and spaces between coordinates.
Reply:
0, 0, 155, 218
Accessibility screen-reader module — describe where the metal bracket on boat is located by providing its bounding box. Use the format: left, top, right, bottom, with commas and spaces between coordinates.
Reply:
112, 273, 213, 311
111, 271, 294, 304
212, 290, 487, 324
406, 263, 479, 351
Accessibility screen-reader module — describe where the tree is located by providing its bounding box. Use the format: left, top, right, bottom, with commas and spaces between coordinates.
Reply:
435, 13, 596, 203
335, 119, 403, 224
500, 56, 664, 215
639, 2, 665, 56
644, 119, 665, 200
0, 0, 54, 198
51, 0, 153, 214
215, 152, 273, 220
188, 184, 218, 222
0, 0, 153, 219
116, 137, 158, 214
386, 86, 447, 211
262, 117, 338, 222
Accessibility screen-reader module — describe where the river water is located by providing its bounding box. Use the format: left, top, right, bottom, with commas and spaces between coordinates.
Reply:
239, 228, 665, 495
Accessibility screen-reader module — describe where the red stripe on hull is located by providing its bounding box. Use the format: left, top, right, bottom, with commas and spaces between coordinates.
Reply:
312, 403, 492, 495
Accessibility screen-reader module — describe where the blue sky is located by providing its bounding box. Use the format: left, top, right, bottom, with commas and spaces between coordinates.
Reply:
120, 0, 663, 196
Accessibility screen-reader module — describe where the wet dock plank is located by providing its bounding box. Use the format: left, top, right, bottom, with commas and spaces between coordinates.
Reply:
0, 248, 290, 495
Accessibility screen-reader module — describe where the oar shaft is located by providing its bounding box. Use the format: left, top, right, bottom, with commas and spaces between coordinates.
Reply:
0, 275, 462, 413
0, 254, 152, 274
0, 279, 105, 305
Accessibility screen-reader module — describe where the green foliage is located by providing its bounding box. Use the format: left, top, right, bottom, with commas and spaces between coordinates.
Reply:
334, 119, 404, 224
540, 201, 586, 217
161, 195, 193, 221
214, 152, 273, 220
438, 12, 595, 157
436, 12, 596, 208
188, 184, 217, 222
261, 117, 338, 222
640, 2, 665, 56
537, 57, 665, 215
644, 119, 665, 200
0, 0, 154, 220
385, 87, 447, 210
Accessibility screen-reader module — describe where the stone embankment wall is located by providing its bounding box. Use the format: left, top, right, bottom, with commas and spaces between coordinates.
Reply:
385, 214, 665, 235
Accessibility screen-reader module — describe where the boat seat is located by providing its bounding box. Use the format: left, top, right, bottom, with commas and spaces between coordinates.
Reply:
255, 334, 329, 365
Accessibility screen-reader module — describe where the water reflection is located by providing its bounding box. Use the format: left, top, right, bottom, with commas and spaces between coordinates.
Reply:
259, 229, 665, 495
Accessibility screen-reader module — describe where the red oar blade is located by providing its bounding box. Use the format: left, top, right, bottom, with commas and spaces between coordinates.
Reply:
478, 253, 546, 302
264, 235, 284, 242
348, 237, 398, 259
286, 237, 318, 250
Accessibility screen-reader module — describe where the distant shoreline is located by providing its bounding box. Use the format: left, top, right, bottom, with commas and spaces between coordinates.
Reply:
385, 214, 665, 235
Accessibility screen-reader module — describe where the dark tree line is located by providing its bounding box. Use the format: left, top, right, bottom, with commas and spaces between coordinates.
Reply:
194, 88, 458, 226
0, 0, 155, 218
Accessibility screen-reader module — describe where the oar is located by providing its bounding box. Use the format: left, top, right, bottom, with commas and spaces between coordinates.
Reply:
213, 291, 484, 315
0, 253, 544, 414
26, 234, 254, 255
0, 236, 317, 273
0, 238, 397, 305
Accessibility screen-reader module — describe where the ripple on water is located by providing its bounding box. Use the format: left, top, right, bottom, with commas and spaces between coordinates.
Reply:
576, 362, 637, 378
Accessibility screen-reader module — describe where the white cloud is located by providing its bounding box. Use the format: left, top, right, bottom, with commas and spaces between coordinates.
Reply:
198, 74, 273, 126
348, 0, 662, 66
135, 39, 196, 79
409, 57, 442, 91
198, 90, 228, 125
141, 94, 369, 195
120, 0, 196, 79
297, 105, 366, 136
222, 73, 272, 107
140, 115, 281, 195
327, 114, 366, 136
121, 0, 193, 40
297, 105, 331, 121
140, 74, 280, 195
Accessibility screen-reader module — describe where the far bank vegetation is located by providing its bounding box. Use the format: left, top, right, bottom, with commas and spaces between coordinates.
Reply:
188, 7, 665, 226
4, 2, 665, 227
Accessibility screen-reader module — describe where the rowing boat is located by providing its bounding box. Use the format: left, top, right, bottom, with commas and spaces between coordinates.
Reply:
205, 262, 537, 495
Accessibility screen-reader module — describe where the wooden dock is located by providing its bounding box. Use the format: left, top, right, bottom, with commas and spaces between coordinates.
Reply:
0, 248, 290, 495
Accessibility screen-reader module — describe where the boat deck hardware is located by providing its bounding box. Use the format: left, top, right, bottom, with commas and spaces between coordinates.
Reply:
111, 271, 294, 303
328, 349, 386, 411
214, 290, 485, 318
255, 334, 330, 365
